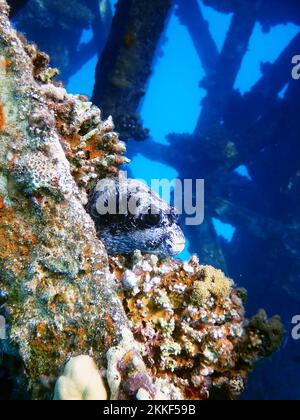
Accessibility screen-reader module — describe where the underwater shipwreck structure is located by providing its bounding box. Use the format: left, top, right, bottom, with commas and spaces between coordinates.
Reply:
88, 0, 300, 290
10, 0, 113, 82
0, 1, 284, 400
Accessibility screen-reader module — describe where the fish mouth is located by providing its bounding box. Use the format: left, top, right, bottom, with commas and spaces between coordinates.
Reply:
166, 225, 186, 256
171, 237, 186, 255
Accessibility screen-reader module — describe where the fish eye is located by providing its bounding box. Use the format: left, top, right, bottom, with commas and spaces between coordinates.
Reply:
141, 213, 161, 226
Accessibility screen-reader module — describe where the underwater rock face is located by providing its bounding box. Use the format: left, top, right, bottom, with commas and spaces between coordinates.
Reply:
0, 0, 151, 400
0, 0, 284, 400
110, 252, 284, 400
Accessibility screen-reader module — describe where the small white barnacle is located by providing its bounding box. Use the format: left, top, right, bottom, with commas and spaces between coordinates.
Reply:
86, 176, 185, 256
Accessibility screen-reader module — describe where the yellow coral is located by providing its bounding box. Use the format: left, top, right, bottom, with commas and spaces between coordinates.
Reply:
190, 281, 210, 306
191, 266, 233, 306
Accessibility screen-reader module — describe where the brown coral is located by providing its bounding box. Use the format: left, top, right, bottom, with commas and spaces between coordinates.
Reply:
191, 265, 233, 307
110, 253, 284, 400
0, 103, 5, 130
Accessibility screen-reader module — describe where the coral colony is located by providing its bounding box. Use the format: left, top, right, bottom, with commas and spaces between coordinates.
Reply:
0, 0, 284, 400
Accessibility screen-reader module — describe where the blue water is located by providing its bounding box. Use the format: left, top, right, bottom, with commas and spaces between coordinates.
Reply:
235, 22, 300, 93
67, 29, 99, 96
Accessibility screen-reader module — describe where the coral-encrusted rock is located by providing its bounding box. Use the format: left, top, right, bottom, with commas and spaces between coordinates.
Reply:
110, 253, 284, 400
48, 93, 129, 199
20, 39, 129, 201
0, 0, 148, 400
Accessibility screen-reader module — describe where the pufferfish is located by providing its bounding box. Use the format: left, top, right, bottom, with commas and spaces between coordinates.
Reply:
87, 177, 185, 256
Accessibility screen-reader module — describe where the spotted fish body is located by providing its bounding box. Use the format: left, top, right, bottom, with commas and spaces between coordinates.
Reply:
87, 177, 185, 256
